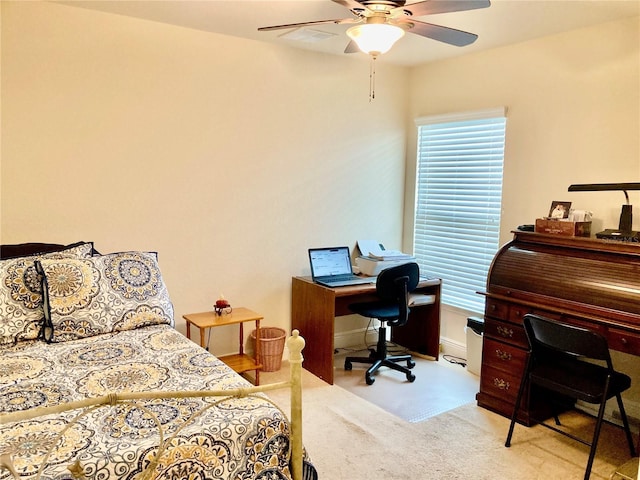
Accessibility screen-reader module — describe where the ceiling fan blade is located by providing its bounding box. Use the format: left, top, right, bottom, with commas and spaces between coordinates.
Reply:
391, 0, 490, 18
398, 19, 478, 46
258, 19, 353, 31
344, 40, 360, 54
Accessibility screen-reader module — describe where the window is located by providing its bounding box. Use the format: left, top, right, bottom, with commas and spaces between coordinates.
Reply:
413, 108, 506, 313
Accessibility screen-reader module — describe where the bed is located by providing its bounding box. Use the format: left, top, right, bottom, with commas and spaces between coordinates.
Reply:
0, 241, 315, 480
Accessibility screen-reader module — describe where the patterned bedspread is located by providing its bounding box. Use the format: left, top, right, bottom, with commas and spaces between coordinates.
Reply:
0, 325, 301, 480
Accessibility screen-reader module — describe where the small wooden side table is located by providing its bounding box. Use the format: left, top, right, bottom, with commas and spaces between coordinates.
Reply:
183, 307, 263, 385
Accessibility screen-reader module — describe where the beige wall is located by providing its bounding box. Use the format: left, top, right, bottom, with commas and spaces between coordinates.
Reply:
405, 15, 640, 348
0, 1, 408, 353
1, 2, 639, 372
404, 16, 640, 418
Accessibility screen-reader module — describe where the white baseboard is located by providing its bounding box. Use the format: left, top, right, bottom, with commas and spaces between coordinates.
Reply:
334, 327, 379, 350
578, 400, 640, 434
335, 329, 466, 361
440, 335, 466, 360
613, 402, 640, 432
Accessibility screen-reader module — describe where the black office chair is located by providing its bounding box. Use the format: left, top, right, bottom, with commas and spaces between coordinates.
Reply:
505, 314, 636, 480
344, 262, 420, 385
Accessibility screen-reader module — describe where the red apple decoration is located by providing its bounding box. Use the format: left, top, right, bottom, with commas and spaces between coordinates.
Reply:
214, 294, 231, 315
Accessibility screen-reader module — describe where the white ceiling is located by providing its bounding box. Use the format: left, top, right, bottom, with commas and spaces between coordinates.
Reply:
59, 0, 640, 67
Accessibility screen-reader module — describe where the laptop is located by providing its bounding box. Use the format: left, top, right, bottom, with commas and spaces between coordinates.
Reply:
308, 246, 376, 287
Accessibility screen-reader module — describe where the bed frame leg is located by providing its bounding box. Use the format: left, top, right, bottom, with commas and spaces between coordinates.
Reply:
0, 454, 20, 479
287, 330, 305, 480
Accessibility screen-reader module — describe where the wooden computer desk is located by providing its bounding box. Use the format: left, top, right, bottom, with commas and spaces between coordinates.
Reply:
291, 276, 442, 384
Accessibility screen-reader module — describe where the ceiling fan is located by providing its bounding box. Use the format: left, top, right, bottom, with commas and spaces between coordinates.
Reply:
258, 0, 491, 56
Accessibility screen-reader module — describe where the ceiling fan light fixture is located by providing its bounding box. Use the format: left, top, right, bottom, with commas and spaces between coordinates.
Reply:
346, 23, 405, 56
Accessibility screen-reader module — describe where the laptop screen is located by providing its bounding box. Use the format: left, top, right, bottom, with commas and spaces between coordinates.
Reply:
309, 247, 353, 278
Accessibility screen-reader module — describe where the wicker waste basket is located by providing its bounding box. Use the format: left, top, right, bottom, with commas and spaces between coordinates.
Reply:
251, 327, 286, 372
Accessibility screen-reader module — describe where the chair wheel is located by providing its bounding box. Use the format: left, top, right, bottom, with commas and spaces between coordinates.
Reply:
365, 375, 375, 385
407, 372, 416, 382
344, 361, 352, 371
407, 359, 416, 369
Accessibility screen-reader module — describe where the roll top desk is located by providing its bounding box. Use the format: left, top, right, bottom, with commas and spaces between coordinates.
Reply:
477, 231, 640, 426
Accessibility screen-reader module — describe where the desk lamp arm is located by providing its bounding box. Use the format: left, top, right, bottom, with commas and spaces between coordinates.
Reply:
568, 183, 640, 233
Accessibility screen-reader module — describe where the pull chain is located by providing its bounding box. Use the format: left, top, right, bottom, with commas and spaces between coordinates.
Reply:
369, 54, 377, 102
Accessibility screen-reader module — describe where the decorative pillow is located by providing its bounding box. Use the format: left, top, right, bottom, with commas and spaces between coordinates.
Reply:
37, 251, 174, 343
0, 242, 94, 345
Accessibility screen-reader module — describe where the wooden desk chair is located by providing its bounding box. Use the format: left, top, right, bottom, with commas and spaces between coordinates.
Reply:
343, 262, 419, 385
505, 314, 636, 480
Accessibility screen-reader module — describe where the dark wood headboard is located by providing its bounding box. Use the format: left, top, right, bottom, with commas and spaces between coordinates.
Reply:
0, 241, 91, 259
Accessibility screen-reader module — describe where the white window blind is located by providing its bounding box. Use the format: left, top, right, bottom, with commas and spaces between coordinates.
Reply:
414, 108, 506, 313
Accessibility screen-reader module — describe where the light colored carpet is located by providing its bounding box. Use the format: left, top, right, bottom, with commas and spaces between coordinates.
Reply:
333, 349, 479, 422
263, 362, 637, 480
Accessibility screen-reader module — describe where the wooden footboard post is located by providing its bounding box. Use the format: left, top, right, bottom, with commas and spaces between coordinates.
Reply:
286, 330, 305, 480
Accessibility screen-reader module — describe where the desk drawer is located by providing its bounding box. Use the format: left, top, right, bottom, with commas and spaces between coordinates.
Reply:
484, 318, 528, 348
508, 305, 532, 325
608, 327, 640, 356
486, 300, 546, 326
485, 299, 509, 321
482, 337, 527, 374
561, 315, 607, 335
480, 363, 522, 403
509, 307, 565, 326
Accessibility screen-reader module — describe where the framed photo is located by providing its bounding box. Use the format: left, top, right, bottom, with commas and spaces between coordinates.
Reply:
548, 201, 571, 219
